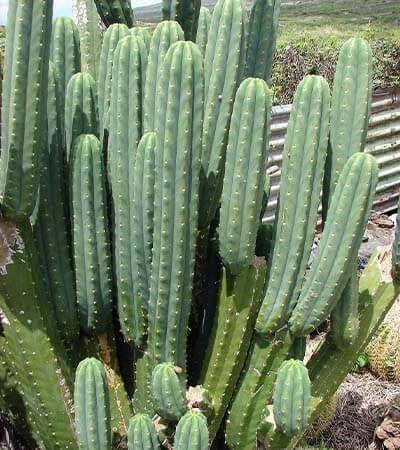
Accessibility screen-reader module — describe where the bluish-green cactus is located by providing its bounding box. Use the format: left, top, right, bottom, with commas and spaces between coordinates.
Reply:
70, 134, 113, 336
0, 0, 53, 221
151, 362, 187, 422
162, 0, 200, 40
195, 7, 211, 57
74, 357, 111, 450
128, 414, 160, 450
173, 411, 209, 450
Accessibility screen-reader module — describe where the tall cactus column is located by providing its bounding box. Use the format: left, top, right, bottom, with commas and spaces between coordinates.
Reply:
148, 41, 204, 370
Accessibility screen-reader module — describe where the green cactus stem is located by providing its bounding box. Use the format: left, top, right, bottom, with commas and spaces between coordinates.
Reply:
246, 0, 281, 84
128, 414, 160, 450
98, 23, 130, 143
74, 357, 111, 450
65, 72, 99, 162
162, 0, 200, 40
195, 7, 211, 57
173, 411, 209, 450
70, 134, 113, 336
143, 21, 184, 133
289, 153, 378, 336
0, 0, 53, 221
219, 78, 272, 275
392, 196, 400, 279
31, 63, 78, 344
255, 75, 330, 335
200, 258, 267, 441
148, 41, 203, 369
0, 218, 76, 449
151, 362, 187, 422
108, 34, 148, 346
199, 0, 247, 230
94, 0, 136, 27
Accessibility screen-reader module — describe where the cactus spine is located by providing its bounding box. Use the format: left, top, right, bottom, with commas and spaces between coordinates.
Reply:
219, 78, 272, 274
108, 34, 147, 345
256, 75, 330, 335
289, 153, 378, 336
65, 72, 99, 161
71, 135, 113, 336
246, 0, 281, 84
0, 0, 53, 221
31, 63, 77, 344
173, 411, 209, 450
148, 41, 203, 368
151, 363, 187, 422
199, 0, 248, 229
195, 7, 211, 57
143, 21, 184, 133
74, 357, 111, 450
94, 0, 136, 28
128, 414, 160, 450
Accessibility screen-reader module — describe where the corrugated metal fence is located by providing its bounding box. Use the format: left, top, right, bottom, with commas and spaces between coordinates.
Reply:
264, 88, 400, 223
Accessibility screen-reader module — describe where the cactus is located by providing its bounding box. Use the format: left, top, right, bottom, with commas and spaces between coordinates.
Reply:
108, 34, 147, 345
128, 414, 160, 450
98, 23, 130, 143
151, 362, 187, 422
74, 357, 111, 450
393, 196, 400, 278
143, 21, 184, 133
173, 411, 209, 450
289, 153, 378, 336
71, 134, 113, 336
148, 41, 203, 368
273, 359, 311, 437
31, 62, 78, 344
195, 7, 211, 57
199, 0, 247, 229
94, 0, 136, 28
65, 72, 99, 161
255, 75, 330, 335
246, 0, 281, 84
162, 0, 200, 40
0, 0, 53, 221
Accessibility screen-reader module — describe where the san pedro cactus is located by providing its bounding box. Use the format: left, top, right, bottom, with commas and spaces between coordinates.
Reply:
74, 357, 111, 450
256, 75, 330, 335
143, 21, 184, 133
128, 414, 160, 450
393, 196, 400, 278
151, 362, 187, 422
32, 62, 78, 344
219, 78, 272, 275
162, 0, 200, 40
108, 33, 148, 345
195, 7, 211, 56
148, 41, 203, 369
65, 72, 99, 161
173, 411, 209, 450
0, 0, 53, 221
71, 134, 113, 336
94, 0, 136, 28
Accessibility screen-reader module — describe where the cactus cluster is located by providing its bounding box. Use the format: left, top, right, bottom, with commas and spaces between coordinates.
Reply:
0, 1, 399, 450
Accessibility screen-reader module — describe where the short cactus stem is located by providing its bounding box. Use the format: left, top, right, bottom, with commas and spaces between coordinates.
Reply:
128, 414, 160, 450
173, 411, 209, 450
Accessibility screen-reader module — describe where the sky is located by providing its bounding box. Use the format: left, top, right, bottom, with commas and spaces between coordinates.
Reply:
0, 0, 157, 25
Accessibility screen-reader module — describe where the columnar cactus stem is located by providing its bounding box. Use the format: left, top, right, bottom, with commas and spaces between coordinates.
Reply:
74, 357, 111, 450
255, 76, 330, 335
195, 7, 211, 57
162, 0, 200, 41
219, 78, 272, 274
246, 0, 281, 84
148, 41, 203, 369
71, 135, 113, 336
143, 21, 184, 133
393, 196, 400, 279
98, 24, 129, 143
0, 0, 53, 221
128, 414, 160, 450
173, 411, 209, 450
108, 34, 147, 345
199, 0, 247, 229
31, 63, 78, 344
289, 153, 378, 336
94, 0, 136, 28
200, 259, 266, 440
151, 362, 187, 422
65, 72, 99, 162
